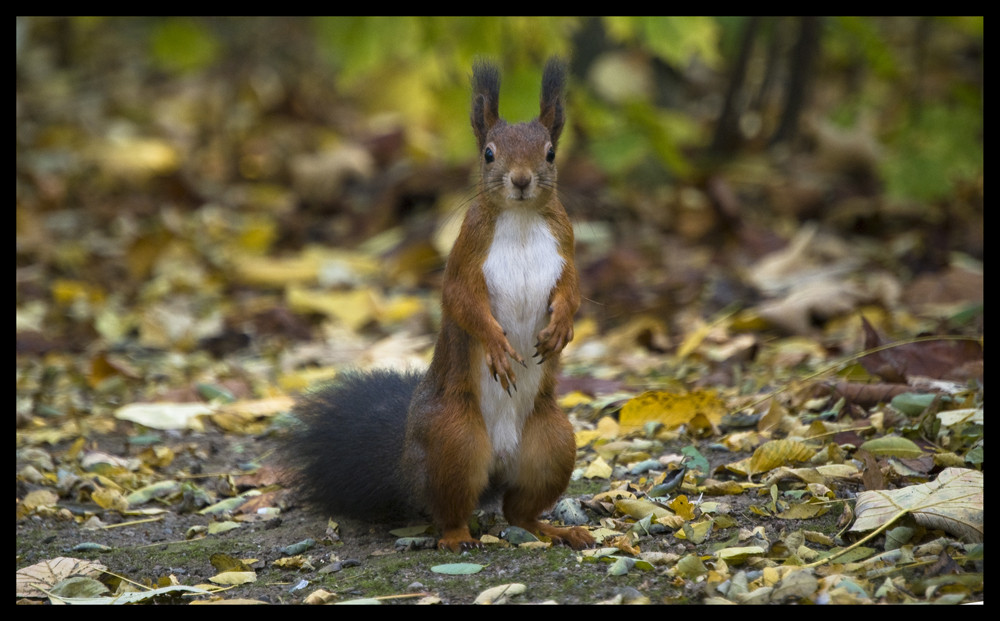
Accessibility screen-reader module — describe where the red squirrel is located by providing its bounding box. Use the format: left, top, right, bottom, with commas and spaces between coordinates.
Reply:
284, 58, 594, 552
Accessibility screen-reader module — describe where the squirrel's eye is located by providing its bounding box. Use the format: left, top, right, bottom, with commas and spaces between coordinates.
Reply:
484, 146, 495, 163
546, 146, 556, 163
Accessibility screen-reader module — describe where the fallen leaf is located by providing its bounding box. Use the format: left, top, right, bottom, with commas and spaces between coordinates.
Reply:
850, 467, 983, 542
583, 456, 613, 479
748, 439, 816, 475
619, 389, 725, 433
859, 317, 983, 382
615, 498, 673, 521
430, 563, 483, 575
473, 583, 525, 605
209, 571, 257, 585
16, 557, 108, 598
667, 495, 696, 520
858, 436, 924, 459
114, 402, 214, 431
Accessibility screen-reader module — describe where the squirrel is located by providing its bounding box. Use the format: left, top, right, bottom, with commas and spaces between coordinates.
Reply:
283, 57, 594, 552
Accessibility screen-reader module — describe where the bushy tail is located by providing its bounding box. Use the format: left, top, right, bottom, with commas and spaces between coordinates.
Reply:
282, 369, 423, 520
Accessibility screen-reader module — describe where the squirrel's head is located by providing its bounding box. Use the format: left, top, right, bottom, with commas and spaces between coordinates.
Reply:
470, 58, 567, 206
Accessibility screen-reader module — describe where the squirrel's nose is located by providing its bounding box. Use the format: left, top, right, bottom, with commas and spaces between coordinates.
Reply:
510, 171, 532, 191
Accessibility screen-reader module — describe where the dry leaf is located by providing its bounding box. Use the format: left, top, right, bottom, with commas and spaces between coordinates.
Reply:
850, 467, 983, 542
619, 389, 725, 433
748, 439, 816, 475
16, 557, 108, 598
859, 317, 983, 382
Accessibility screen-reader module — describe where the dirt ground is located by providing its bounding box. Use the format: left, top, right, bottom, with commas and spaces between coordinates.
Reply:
17, 426, 814, 605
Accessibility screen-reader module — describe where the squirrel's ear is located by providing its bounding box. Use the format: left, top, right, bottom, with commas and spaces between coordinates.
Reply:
471, 59, 501, 151
539, 57, 567, 148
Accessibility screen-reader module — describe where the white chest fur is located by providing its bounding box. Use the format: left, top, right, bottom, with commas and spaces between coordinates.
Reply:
479, 209, 564, 461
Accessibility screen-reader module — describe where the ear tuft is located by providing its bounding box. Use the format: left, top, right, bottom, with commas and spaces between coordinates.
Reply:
471, 59, 502, 151
539, 57, 567, 147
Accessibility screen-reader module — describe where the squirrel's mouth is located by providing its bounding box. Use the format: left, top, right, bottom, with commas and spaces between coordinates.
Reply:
507, 188, 537, 202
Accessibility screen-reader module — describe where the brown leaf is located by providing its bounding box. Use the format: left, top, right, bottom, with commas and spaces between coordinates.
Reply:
923, 549, 962, 578
856, 449, 886, 491
859, 316, 982, 382
831, 381, 914, 408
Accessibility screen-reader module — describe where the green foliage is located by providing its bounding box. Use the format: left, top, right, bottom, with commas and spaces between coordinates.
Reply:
63, 17, 985, 199
149, 18, 220, 74
578, 94, 701, 182
310, 17, 579, 162
603, 16, 722, 69
823, 17, 983, 203
570, 18, 720, 182
830, 16, 901, 79
881, 101, 983, 202
306, 17, 714, 172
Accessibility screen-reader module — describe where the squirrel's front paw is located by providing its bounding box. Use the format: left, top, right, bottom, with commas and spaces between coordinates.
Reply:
484, 334, 525, 394
535, 317, 574, 362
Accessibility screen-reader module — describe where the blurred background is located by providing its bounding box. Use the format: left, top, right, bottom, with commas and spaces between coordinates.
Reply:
16, 17, 983, 404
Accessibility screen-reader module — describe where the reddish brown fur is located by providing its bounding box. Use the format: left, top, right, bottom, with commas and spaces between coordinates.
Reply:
288, 62, 593, 552
399, 58, 592, 552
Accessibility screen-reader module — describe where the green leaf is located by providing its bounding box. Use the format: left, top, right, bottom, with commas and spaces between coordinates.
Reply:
858, 436, 924, 459
430, 563, 484, 575
890, 392, 937, 416
125, 480, 180, 505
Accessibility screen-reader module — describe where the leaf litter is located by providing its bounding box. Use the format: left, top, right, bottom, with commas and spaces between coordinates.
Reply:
16, 18, 982, 604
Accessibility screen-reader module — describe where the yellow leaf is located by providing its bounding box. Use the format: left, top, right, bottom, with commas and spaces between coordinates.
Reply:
596, 416, 620, 439
139, 445, 175, 469
91, 487, 128, 511
21, 489, 59, 512
286, 286, 378, 331
676, 318, 714, 360
715, 546, 766, 564
619, 389, 725, 433
219, 396, 295, 418
676, 518, 713, 543
776, 498, 829, 519
722, 430, 766, 452
700, 479, 750, 495
748, 439, 816, 475
278, 366, 341, 393
574, 429, 602, 448
51, 279, 104, 306
208, 571, 256, 586
236, 216, 278, 254
232, 254, 319, 287
667, 495, 696, 520
559, 390, 593, 409
96, 136, 179, 178
615, 498, 673, 520
757, 397, 789, 433
654, 513, 685, 529
583, 456, 613, 479
380, 294, 425, 324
